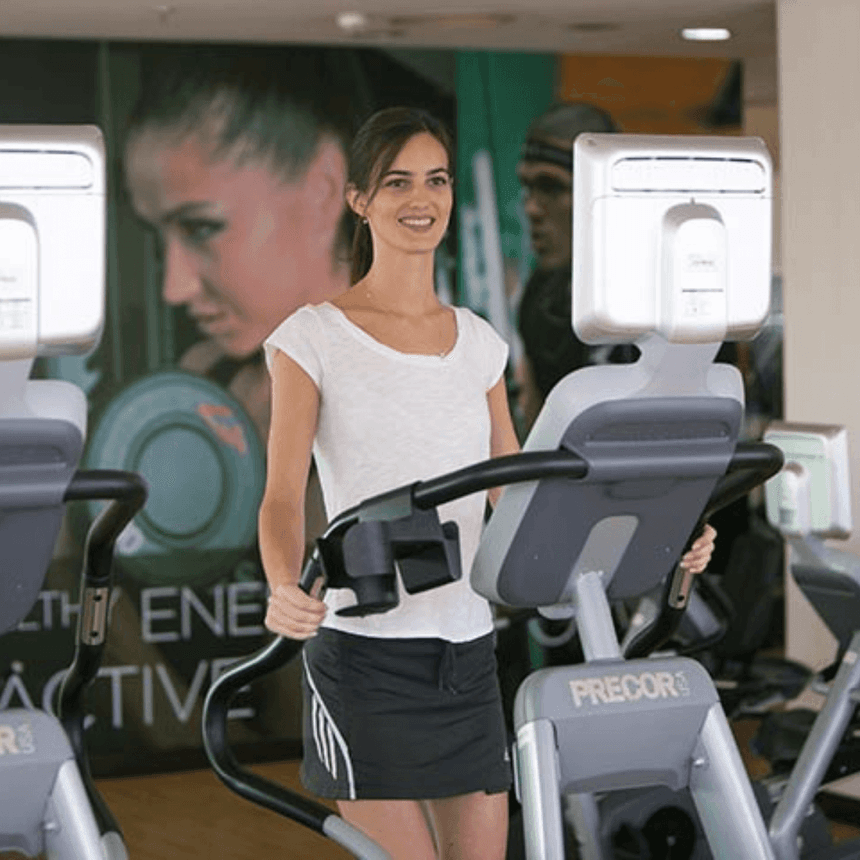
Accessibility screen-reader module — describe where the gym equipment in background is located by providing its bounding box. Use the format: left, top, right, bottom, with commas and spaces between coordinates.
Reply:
761, 423, 860, 848
0, 126, 147, 860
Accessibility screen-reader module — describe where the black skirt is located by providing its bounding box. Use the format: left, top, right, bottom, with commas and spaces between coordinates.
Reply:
300, 627, 513, 800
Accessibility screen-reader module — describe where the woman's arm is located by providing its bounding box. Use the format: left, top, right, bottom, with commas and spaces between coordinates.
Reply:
486, 375, 521, 507
258, 349, 327, 638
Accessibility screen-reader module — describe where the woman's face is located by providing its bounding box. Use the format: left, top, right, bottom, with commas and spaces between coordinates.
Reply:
125, 127, 345, 358
357, 132, 453, 259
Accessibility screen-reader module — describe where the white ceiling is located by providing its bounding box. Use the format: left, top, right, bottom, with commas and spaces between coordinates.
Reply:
1, 0, 778, 103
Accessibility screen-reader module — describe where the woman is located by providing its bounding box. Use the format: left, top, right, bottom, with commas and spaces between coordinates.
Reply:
259, 107, 715, 860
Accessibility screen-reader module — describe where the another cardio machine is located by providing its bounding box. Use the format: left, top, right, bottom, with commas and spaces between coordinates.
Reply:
0, 127, 147, 860
759, 422, 860, 857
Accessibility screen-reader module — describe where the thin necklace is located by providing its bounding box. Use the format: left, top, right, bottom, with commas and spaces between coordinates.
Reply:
363, 286, 453, 358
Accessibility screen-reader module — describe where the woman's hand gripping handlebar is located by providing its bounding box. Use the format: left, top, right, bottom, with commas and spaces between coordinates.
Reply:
265, 553, 327, 640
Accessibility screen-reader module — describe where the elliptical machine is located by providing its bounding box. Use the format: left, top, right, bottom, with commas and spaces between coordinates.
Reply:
469, 135, 860, 860
201, 133, 787, 859
469, 131, 780, 860
0, 127, 147, 860
758, 422, 860, 854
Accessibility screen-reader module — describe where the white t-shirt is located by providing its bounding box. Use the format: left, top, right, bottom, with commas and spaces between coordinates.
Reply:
264, 301, 508, 642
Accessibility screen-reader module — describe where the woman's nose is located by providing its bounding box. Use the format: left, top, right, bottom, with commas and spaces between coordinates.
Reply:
161, 240, 203, 306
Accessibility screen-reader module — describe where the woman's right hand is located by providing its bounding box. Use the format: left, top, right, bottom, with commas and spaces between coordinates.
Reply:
265, 582, 327, 640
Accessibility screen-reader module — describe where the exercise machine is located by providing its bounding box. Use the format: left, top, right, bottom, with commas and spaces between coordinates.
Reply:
203, 132, 787, 858
469, 132, 783, 860
0, 126, 147, 860
591, 421, 860, 860
470, 135, 859, 860
760, 422, 860, 854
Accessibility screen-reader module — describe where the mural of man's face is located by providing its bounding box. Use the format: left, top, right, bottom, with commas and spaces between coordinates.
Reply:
124, 127, 346, 358
517, 149, 573, 272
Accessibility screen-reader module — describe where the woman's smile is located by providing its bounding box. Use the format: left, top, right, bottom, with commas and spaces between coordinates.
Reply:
399, 214, 436, 231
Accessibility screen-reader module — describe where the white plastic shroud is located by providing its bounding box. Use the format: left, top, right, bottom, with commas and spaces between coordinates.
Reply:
0, 125, 105, 360
764, 422, 852, 540
573, 133, 772, 346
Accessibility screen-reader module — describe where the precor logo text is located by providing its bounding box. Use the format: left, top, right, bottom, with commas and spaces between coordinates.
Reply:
570, 670, 690, 707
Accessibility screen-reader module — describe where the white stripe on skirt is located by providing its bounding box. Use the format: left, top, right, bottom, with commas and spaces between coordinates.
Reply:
302, 649, 357, 799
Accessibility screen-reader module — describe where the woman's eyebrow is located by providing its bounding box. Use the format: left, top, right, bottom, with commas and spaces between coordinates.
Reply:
161, 200, 216, 225
381, 166, 450, 179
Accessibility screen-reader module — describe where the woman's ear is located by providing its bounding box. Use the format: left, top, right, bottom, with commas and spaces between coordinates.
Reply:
298, 137, 349, 257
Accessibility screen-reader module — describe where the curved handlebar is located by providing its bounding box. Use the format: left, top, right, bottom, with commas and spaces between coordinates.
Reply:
56, 469, 149, 840
320, 449, 588, 538
202, 636, 320, 829
202, 636, 391, 859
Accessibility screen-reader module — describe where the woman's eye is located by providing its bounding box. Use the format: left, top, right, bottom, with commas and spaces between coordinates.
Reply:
386, 178, 408, 189
429, 175, 450, 187
179, 219, 225, 246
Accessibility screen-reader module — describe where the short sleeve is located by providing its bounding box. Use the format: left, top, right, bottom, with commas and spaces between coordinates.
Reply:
462, 308, 509, 390
263, 306, 323, 387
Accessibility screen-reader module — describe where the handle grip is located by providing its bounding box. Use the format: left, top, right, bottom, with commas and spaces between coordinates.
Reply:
298, 549, 327, 596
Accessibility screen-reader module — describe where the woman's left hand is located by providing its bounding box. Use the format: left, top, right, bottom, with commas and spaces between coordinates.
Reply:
679, 524, 717, 575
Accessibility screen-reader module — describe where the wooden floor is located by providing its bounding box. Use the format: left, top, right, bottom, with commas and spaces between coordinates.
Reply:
97, 760, 351, 860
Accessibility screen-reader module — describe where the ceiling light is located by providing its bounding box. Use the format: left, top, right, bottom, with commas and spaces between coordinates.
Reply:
336, 11, 369, 32
154, 4, 175, 24
681, 27, 732, 41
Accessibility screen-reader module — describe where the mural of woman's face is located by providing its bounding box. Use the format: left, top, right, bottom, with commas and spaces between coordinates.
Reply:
124, 127, 346, 358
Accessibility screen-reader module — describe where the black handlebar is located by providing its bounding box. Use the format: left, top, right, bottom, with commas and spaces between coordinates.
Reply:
413, 449, 589, 510
202, 636, 326, 830
204, 450, 592, 855
57, 469, 148, 840
202, 637, 391, 858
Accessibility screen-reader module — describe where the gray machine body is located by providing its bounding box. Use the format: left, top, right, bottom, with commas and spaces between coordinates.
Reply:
514, 656, 719, 795
0, 418, 83, 635
479, 394, 740, 610
0, 710, 109, 860
472, 337, 743, 611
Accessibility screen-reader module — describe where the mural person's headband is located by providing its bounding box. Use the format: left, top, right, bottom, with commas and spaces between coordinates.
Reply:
520, 139, 573, 172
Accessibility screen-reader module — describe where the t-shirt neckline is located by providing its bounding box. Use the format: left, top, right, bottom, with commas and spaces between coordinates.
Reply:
321, 301, 462, 364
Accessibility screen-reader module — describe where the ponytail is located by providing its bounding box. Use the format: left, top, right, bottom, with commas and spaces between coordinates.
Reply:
350, 216, 373, 285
